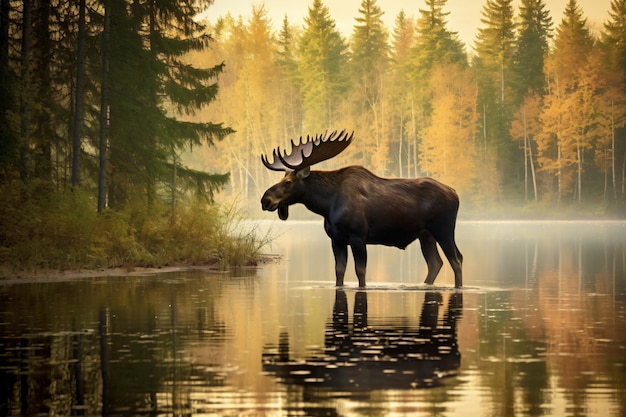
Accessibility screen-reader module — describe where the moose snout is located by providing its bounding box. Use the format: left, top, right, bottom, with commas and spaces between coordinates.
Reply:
261, 194, 277, 211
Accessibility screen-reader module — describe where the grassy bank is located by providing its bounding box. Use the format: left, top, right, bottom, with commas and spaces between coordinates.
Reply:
0, 181, 268, 276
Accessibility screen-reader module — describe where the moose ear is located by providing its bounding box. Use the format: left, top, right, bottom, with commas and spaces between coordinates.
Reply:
296, 166, 310, 179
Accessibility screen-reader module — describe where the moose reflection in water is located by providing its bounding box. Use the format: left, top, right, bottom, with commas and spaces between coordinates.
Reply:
260, 130, 463, 288
263, 290, 464, 390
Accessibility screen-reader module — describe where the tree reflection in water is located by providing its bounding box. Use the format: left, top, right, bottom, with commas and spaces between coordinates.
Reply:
263, 290, 463, 390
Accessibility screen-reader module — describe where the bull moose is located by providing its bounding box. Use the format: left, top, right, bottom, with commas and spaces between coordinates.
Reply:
260, 130, 463, 288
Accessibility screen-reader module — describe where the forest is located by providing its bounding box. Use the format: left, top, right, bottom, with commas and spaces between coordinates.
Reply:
1, 0, 626, 271
0, 0, 262, 272
189, 0, 626, 217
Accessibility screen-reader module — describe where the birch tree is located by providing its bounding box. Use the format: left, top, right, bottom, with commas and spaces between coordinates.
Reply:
420, 64, 478, 195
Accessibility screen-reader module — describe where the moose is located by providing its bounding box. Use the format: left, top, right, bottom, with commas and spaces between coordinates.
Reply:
260, 130, 463, 288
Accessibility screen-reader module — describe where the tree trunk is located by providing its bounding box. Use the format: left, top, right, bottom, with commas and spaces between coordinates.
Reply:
71, 0, 86, 187
611, 103, 617, 200
577, 142, 582, 204
0, 0, 8, 64
33, 0, 51, 179
19, 0, 32, 182
557, 142, 562, 204
398, 113, 404, 177
528, 136, 538, 201
98, 0, 110, 212
171, 150, 177, 214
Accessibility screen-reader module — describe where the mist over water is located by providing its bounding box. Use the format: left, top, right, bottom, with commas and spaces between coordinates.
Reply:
0, 221, 625, 416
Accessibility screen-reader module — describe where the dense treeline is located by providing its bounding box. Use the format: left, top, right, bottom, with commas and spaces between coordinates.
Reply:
0, 0, 262, 272
192, 0, 626, 216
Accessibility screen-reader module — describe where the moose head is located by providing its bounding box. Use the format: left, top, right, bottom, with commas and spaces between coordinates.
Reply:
260, 130, 353, 220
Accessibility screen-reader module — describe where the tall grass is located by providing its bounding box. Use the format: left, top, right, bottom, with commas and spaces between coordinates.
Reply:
0, 181, 268, 274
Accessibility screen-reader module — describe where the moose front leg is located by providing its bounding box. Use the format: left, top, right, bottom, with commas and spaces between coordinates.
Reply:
331, 240, 348, 286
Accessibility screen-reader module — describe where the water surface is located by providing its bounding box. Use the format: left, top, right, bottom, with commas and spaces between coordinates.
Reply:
1, 221, 625, 416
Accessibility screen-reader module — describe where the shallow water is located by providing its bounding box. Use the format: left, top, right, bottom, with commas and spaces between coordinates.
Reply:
1, 221, 625, 416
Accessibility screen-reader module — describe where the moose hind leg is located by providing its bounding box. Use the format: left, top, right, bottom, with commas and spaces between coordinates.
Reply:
438, 238, 463, 288
430, 227, 463, 288
419, 232, 443, 285
332, 240, 348, 286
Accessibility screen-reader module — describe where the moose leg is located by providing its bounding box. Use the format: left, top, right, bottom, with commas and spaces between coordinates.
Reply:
332, 240, 348, 286
419, 232, 443, 285
436, 237, 463, 288
350, 240, 368, 288
429, 227, 463, 288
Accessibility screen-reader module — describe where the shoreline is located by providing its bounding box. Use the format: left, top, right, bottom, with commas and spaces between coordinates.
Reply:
0, 265, 225, 284
0, 254, 281, 284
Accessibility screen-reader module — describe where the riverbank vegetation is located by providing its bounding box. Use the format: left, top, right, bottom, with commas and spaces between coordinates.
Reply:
0, 180, 267, 274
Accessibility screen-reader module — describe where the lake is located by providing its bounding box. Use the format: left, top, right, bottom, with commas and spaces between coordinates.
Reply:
0, 221, 625, 416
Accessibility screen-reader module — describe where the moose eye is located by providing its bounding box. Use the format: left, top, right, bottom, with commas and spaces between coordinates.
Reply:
284, 179, 292, 186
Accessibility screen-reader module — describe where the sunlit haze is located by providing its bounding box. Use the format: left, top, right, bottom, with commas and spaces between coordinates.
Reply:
205, 0, 611, 48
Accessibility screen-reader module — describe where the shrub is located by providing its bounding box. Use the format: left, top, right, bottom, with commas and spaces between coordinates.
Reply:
0, 182, 266, 275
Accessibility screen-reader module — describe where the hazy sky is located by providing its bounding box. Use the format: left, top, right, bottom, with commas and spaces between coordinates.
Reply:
205, 0, 612, 48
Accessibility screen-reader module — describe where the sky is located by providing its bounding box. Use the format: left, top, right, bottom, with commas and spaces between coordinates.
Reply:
204, 0, 613, 48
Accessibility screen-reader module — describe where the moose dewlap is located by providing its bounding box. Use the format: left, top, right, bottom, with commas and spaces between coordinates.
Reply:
261, 130, 463, 288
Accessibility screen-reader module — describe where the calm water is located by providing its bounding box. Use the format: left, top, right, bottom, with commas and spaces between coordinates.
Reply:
1, 221, 625, 416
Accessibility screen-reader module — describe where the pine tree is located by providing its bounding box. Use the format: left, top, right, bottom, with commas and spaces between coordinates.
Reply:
474, 0, 516, 200
601, 0, 626, 204
511, 0, 553, 103
551, 0, 594, 83
349, 0, 390, 173
0, 0, 18, 179
105, 0, 232, 208
350, 0, 389, 103
298, 0, 348, 130
407, 0, 466, 181
71, 0, 87, 187
410, 0, 466, 84
389, 11, 415, 177
275, 16, 302, 140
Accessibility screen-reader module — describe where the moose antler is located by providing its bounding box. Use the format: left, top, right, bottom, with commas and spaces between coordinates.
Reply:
261, 130, 354, 172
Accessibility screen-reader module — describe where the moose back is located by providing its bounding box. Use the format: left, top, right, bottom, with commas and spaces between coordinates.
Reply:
260, 130, 463, 288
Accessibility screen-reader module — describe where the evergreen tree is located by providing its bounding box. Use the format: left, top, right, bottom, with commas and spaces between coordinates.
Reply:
411, 0, 466, 83
298, 0, 348, 130
105, 0, 232, 208
275, 15, 302, 140
603, 0, 626, 86
407, 0, 466, 182
473, 0, 516, 200
391, 10, 414, 66
350, 0, 389, 104
0, 0, 18, 180
349, 0, 390, 173
551, 0, 594, 82
389, 10, 415, 177
511, 0, 553, 102
599, 0, 626, 203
